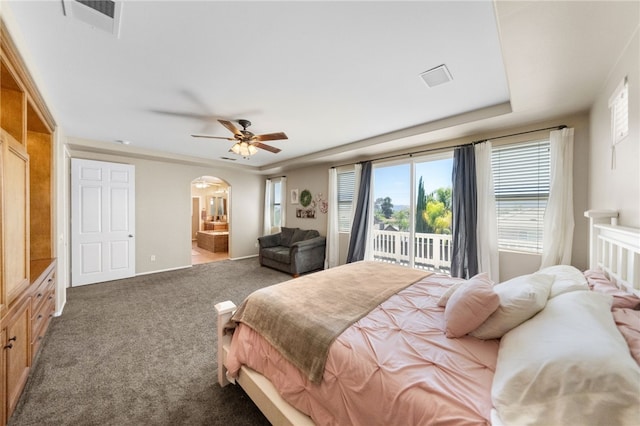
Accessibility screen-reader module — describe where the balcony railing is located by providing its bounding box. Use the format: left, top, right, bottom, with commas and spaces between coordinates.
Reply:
371, 229, 452, 273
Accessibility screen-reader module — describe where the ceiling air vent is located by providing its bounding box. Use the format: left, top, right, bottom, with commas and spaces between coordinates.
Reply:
420, 64, 453, 88
62, 0, 122, 37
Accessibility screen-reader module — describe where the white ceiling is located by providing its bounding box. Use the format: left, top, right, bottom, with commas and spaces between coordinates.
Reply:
3, 1, 638, 173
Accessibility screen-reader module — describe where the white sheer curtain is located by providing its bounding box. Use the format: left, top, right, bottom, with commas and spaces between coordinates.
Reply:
280, 176, 287, 227
325, 168, 339, 269
475, 141, 499, 282
541, 128, 574, 267
263, 178, 272, 235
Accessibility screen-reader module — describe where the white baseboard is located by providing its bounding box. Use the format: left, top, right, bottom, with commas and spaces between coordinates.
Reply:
230, 254, 258, 261
135, 265, 192, 276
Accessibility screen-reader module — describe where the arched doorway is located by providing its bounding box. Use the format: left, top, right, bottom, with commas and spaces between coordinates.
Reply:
190, 176, 230, 264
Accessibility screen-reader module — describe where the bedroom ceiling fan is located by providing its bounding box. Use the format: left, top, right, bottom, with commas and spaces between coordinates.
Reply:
192, 119, 287, 156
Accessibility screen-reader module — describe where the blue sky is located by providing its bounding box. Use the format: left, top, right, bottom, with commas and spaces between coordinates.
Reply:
373, 158, 453, 206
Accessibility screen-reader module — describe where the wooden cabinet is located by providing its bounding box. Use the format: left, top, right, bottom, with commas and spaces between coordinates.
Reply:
3, 298, 30, 420
1, 21, 56, 425
204, 221, 228, 231
1, 136, 30, 307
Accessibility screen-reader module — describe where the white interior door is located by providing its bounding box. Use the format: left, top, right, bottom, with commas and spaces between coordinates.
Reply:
71, 159, 135, 286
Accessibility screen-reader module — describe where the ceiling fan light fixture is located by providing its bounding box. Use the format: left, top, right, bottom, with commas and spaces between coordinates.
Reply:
231, 141, 258, 157
195, 119, 284, 156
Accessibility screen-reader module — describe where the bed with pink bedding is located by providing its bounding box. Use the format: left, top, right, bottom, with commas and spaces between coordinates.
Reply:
217, 215, 640, 425
227, 272, 498, 425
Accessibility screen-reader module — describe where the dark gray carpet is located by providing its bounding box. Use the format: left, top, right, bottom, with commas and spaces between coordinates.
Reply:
9, 258, 292, 426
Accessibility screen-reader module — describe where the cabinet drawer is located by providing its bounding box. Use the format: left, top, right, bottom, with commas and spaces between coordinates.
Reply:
31, 289, 54, 341
32, 269, 55, 314
31, 293, 55, 357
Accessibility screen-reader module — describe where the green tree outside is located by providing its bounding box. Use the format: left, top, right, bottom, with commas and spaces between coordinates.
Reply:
375, 186, 451, 233
415, 177, 428, 233
425, 187, 452, 234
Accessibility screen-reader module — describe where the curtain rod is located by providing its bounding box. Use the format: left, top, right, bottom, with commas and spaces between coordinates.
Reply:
472, 124, 567, 144
331, 124, 567, 169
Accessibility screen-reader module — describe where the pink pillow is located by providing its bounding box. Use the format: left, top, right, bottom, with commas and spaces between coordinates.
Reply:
585, 269, 640, 310
444, 273, 499, 338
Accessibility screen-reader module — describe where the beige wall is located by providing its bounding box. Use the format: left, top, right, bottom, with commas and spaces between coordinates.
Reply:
589, 30, 639, 228
65, 141, 263, 277
269, 164, 330, 235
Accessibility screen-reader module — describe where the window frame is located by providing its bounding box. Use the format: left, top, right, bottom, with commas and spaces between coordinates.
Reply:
491, 138, 551, 254
337, 169, 356, 233
609, 76, 629, 145
270, 177, 284, 229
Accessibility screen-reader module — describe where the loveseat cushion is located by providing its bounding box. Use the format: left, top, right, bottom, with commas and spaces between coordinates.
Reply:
280, 227, 297, 247
291, 229, 311, 245
305, 229, 320, 239
261, 246, 292, 264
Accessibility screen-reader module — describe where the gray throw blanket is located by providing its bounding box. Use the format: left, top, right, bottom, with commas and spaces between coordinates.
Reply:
231, 261, 431, 383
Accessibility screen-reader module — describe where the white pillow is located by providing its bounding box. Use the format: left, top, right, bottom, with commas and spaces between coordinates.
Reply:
538, 264, 588, 298
492, 291, 640, 426
470, 273, 554, 339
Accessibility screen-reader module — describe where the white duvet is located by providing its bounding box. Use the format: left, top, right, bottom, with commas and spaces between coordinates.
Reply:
492, 290, 640, 425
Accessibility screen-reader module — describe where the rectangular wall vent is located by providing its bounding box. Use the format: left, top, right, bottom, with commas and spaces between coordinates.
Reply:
420, 64, 453, 88
62, 0, 122, 37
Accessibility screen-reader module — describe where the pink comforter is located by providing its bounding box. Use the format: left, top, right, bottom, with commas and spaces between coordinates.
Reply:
226, 274, 499, 425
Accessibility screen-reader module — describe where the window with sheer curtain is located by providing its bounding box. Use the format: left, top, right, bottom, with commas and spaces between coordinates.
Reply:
491, 140, 550, 253
337, 170, 355, 232
264, 177, 286, 234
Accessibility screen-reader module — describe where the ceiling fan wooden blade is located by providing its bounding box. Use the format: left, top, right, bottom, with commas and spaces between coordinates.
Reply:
254, 142, 281, 153
255, 132, 288, 142
191, 134, 234, 140
218, 119, 242, 136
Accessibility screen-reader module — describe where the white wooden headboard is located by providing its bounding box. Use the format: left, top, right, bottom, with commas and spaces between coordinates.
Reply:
585, 210, 640, 296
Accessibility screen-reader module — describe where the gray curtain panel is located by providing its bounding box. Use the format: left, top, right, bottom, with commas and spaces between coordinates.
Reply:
451, 145, 478, 279
347, 161, 372, 263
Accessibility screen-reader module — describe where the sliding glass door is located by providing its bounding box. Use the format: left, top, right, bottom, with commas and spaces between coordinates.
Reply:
371, 162, 411, 264
414, 156, 453, 272
371, 154, 452, 272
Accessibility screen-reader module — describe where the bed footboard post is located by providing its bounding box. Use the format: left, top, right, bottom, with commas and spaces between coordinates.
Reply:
215, 300, 237, 387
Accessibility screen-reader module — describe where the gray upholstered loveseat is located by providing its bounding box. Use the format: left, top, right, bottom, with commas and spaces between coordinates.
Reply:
258, 227, 326, 277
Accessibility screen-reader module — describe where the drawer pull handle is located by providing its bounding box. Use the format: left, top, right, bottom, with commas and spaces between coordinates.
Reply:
48, 295, 54, 300
4, 336, 17, 349
37, 293, 43, 298
48, 278, 53, 283
37, 314, 43, 320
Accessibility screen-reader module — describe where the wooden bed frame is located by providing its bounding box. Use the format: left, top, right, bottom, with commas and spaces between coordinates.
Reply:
585, 210, 640, 296
216, 210, 640, 426
215, 300, 313, 426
